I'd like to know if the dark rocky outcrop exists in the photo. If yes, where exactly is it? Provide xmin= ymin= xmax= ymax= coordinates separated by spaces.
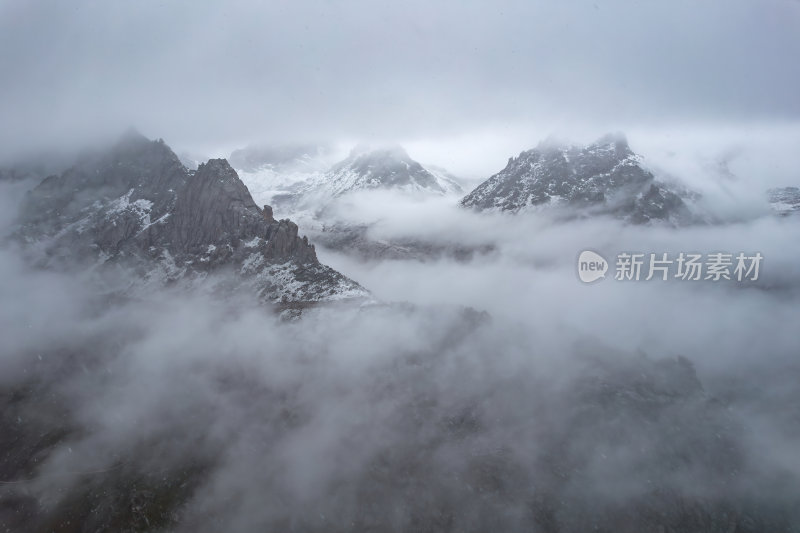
xmin=14 ymin=131 xmax=367 ymax=304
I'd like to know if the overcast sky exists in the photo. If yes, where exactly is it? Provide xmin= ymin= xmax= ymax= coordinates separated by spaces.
xmin=1 ymin=0 xmax=799 ymax=168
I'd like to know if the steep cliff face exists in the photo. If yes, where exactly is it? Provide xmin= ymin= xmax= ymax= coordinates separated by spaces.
xmin=15 ymin=132 xmax=367 ymax=304
xmin=461 ymin=134 xmax=695 ymax=224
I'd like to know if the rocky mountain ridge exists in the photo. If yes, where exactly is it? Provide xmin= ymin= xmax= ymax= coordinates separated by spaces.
xmin=461 ymin=134 xmax=695 ymax=224
xmin=14 ymin=131 xmax=369 ymax=305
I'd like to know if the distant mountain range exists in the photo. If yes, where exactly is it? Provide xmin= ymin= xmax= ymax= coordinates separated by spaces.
xmin=7 ymin=131 xmax=796 ymax=276
xmin=13 ymin=131 xmax=369 ymax=306
xmin=220 ymin=133 xmax=800 ymax=262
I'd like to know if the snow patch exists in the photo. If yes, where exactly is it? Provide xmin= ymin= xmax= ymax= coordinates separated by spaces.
xmin=106 ymin=189 xmax=154 ymax=227
xmin=241 ymin=252 xmax=265 ymax=274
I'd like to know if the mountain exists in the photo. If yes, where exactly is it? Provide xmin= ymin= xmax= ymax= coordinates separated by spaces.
xmin=229 ymin=143 xmax=335 ymax=207
xmin=314 ymin=144 xmax=463 ymax=197
xmin=273 ymin=145 xmax=463 ymax=212
xmin=767 ymin=186 xmax=800 ymax=216
xmin=257 ymin=145 xmax=471 ymax=262
xmin=461 ymin=134 xmax=694 ymax=224
xmin=14 ymin=131 xmax=368 ymax=305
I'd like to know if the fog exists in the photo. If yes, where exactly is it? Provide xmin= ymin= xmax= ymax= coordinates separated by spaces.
xmin=2 ymin=166 xmax=800 ymax=529
xmin=2 ymin=0 xmax=799 ymax=164
xmin=2 ymin=0 xmax=800 ymax=530
xmin=315 ymin=189 xmax=800 ymax=374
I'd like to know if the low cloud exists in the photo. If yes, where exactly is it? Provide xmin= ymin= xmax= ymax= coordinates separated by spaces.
xmin=2 ymin=170 xmax=800 ymax=529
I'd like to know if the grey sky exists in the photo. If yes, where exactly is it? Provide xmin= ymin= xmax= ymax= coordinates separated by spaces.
xmin=1 ymin=0 xmax=799 ymax=161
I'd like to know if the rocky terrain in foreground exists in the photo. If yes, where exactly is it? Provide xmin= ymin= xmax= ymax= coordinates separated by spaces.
xmin=1 ymin=326 xmax=796 ymax=532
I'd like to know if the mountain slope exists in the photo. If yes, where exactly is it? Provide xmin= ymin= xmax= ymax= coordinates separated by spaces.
xmin=273 ymin=145 xmax=463 ymax=213
xmin=15 ymin=131 xmax=368 ymax=305
xmin=257 ymin=145 xmax=470 ymax=262
xmin=320 ymin=145 xmax=463 ymax=197
xmin=461 ymin=134 xmax=694 ymax=224
xmin=229 ymin=143 xmax=335 ymax=206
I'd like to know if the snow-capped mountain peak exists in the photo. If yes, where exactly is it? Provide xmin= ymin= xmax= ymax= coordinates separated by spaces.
xmin=461 ymin=134 xmax=694 ymax=224
xmin=323 ymin=144 xmax=463 ymax=197
xmin=265 ymin=144 xmax=463 ymax=219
